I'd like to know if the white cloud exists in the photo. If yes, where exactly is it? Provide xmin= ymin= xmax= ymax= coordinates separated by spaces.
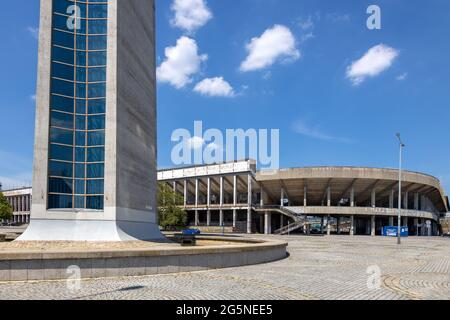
xmin=240 ymin=25 xmax=301 ymax=72
xmin=326 ymin=13 xmax=351 ymax=23
xmin=300 ymin=32 xmax=314 ymax=44
xmin=292 ymin=120 xmax=353 ymax=143
xmin=171 ymin=0 xmax=212 ymax=33
xmin=298 ymin=15 xmax=314 ymax=31
xmin=346 ymin=44 xmax=399 ymax=86
xmin=156 ymin=36 xmax=208 ymax=89
xmin=194 ymin=77 xmax=235 ymax=97
xmin=27 ymin=27 xmax=39 ymax=39
xmin=396 ymin=72 xmax=408 ymax=81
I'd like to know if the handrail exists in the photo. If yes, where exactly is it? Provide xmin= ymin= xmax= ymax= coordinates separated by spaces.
xmin=273 ymin=220 xmax=306 ymax=235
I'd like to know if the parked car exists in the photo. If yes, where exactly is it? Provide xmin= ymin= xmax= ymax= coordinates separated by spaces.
xmin=183 ymin=229 xmax=201 ymax=235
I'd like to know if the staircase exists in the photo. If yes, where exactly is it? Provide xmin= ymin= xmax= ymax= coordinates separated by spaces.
xmin=273 ymin=220 xmax=306 ymax=235
xmin=255 ymin=205 xmax=308 ymax=235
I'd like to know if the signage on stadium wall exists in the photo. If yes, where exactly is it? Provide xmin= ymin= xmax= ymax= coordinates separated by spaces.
xmin=157 ymin=160 xmax=254 ymax=181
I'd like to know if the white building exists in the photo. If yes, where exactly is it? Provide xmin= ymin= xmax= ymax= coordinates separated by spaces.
xmin=1 ymin=187 xmax=32 ymax=224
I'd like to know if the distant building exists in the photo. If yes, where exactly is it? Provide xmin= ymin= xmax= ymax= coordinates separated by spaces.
xmin=158 ymin=160 xmax=449 ymax=236
xmin=4 ymin=159 xmax=448 ymax=236
xmin=1 ymin=187 xmax=32 ymax=224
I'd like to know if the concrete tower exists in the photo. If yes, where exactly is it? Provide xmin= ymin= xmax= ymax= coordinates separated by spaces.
xmin=19 ymin=0 xmax=163 ymax=241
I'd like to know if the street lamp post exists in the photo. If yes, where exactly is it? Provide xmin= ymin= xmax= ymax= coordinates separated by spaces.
xmin=396 ymin=133 xmax=405 ymax=245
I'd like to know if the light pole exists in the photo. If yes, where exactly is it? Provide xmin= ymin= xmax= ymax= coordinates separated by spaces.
xmin=396 ymin=133 xmax=405 ymax=245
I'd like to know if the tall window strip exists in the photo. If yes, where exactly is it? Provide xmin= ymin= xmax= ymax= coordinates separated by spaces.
xmin=48 ymin=0 xmax=108 ymax=210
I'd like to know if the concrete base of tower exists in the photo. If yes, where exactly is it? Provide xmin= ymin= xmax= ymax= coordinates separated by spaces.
xmin=17 ymin=219 xmax=165 ymax=242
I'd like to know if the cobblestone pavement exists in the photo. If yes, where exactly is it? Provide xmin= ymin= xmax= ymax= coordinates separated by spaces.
xmin=0 ymin=235 xmax=449 ymax=300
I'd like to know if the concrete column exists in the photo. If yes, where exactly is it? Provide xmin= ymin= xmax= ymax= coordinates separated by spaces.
xmin=389 ymin=216 xmax=394 ymax=226
xmin=247 ymin=174 xmax=252 ymax=234
xmin=403 ymin=217 xmax=408 ymax=227
xmin=414 ymin=218 xmax=419 ymax=236
xmin=280 ymin=214 xmax=284 ymax=229
xmin=371 ymin=215 xmax=376 ymax=236
xmin=350 ymin=187 xmax=355 ymax=207
xmin=420 ymin=195 xmax=425 ymax=211
xmin=195 ymin=210 xmax=199 ymax=226
xmin=389 ymin=190 xmax=394 ymax=209
xmin=247 ymin=209 xmax=252 ymax=234
xmin=220 ymin=177 xmax=224 ymax=207
xmin=195 ymin=179 xmax=199 ymax=207
xmin=219 ymin=210 xmax=224 ymax=227
xmin=264 ymin=212 xmax=271 ymax=234
xmin=207 ymin=177 xmax=211 ymax=207
xmin=280 ymin=188 xmax=285 ymax=207
xmin=320 ymin=216 xmax=324 ymax=234
xmin=207 ymin=210 xmax=211 ymax=226
xmin=327 ymin=186 xmax=331 ymax=207
xmin=327 ymin=215 xmax=331 ymax=235
xmin=247 ymin=174 xmax=252 ymax=206
xmin=371 ymin=189 xmax=376 ymax=208
xmin=183 ymin=180 xmax=187 ymax=207
xmin=232 ymin=209 xmax=237 ymax=228
xmin=303 ymin=184 xmax=307 ymax=207
xmin=233 ymin=175 xmax=237 ymax=205
xmin=260 ymin=187 xmax=264 ymax=206
xmin=414 ymin=193 xmax=419 ymax=210
xmin=403 ymin=191 xmax=409 ymax=209
xmin=336 ymin=217 xmax=341 ymax=234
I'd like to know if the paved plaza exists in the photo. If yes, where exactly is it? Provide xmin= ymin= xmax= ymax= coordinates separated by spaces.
xmin=0 ymin=235 xmax=449 ymax=300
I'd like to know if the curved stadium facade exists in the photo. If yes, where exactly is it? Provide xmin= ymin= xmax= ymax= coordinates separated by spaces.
xmin=158 ymin=160 xmax=448 ymax=236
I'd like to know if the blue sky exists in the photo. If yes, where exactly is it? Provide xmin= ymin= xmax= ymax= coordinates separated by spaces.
xmin=0 ymin=0 xmax=449 ymax=195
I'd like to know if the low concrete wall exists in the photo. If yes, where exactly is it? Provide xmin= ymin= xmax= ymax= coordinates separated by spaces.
xmin=0 ymin=237 xmax=287 ymax=282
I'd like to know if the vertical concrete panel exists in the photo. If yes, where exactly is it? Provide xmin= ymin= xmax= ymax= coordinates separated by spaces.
xmin=91 ymin=259 xmax=107 ymax=278
xmin=0 ymin=261 xmax=11 ymax=282
xmin=115 ymin=0 xmax=158 ymax=222
xmin=31 ymin=0 xmax=53 ymax=217
xmin=10 ymin=261 xmax=28 ymax=281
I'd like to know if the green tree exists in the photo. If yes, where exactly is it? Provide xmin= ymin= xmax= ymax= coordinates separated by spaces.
xmin=0 ymin=192 xmax=13 ymax=221
xmin=157 ymin=182 xmax=187 ymax=230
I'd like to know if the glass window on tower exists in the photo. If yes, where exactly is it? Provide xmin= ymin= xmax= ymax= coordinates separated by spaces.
xmin=48 ymin=0 xmax=108 ymax=210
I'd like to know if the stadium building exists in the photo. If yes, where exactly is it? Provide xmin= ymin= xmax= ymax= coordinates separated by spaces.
xmin=158 ymin=160 xmax=448 ymax=236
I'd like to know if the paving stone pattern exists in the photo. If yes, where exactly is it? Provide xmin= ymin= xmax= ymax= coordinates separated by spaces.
xmin=0 ymin=236 xmax=449 ymax=300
